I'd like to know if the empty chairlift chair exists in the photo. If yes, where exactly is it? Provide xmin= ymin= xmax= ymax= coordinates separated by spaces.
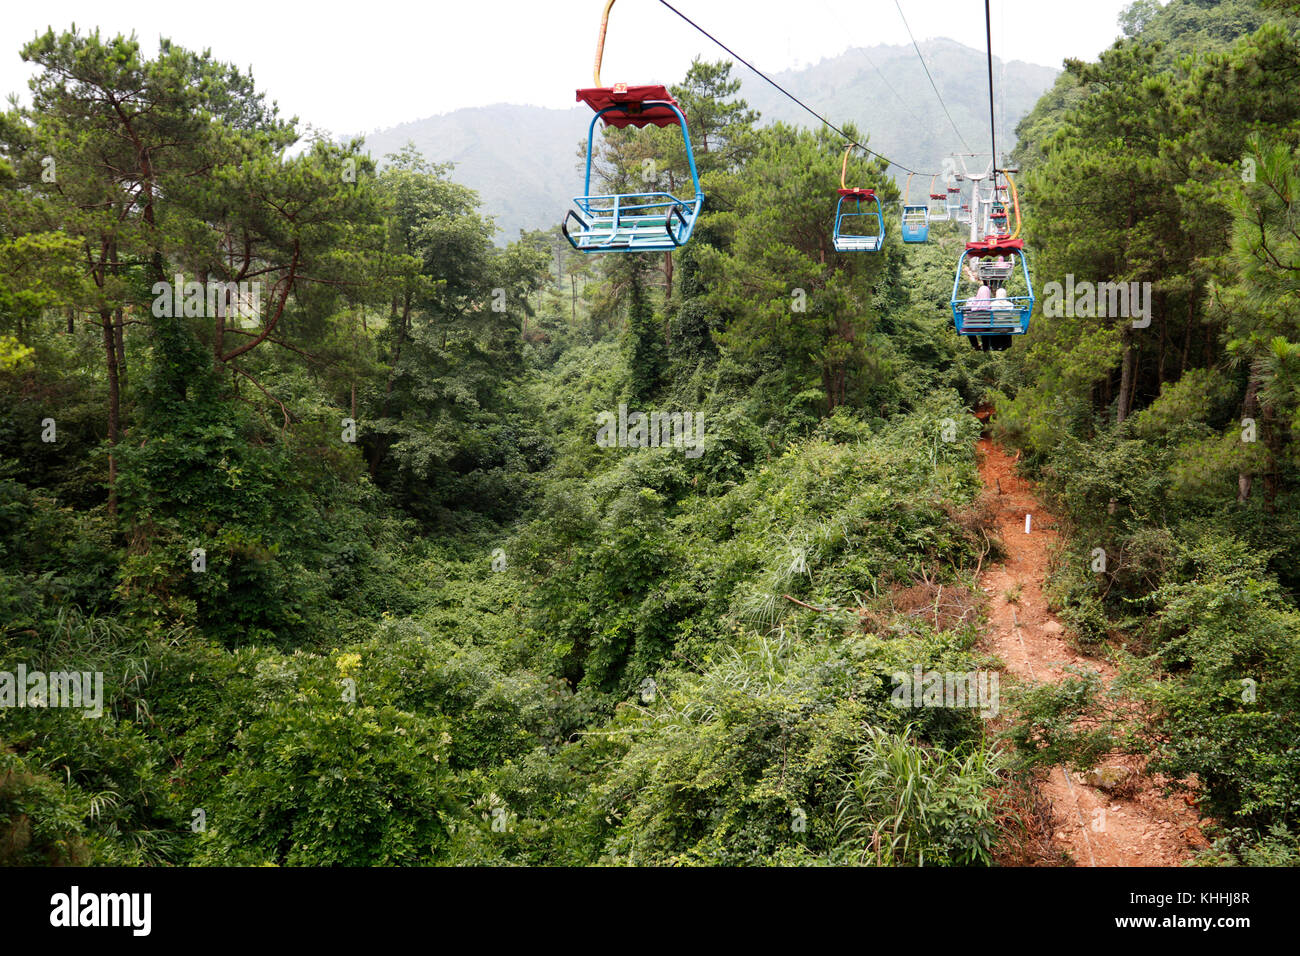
xmin=564 ymin=85 xmax=703 ymax=252
xmin=899 ymin=172 xmax=930 ymax=243
xmin=562 ymin=1 xmax=702 ymax=253
xmin=928 ymin=174 xmax=951 ymax=222
xmin=833 ymin=146 xmax=884 ymax=252
xmin=834 ymin=189 xmax=885 ymax=252
xmin=901 ymin=204 xmax=930 ymax=242
xmin=949 ymin=175 xmax=965 ymax=220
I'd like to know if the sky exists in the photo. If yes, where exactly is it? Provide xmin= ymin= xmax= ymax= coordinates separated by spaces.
xmin=2 ymin=0 xmax=1139 ymax=137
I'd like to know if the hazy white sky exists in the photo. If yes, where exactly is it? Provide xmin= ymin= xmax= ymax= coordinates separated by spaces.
xmin=3 ymin=0 xmax=1138 ymax=136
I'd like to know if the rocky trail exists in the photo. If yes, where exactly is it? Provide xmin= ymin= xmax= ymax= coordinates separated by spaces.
xmin=976 ymin=435 xmax=1207 ymax=866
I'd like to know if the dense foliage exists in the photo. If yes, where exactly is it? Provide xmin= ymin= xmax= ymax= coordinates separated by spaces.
xmin=3 ymin=1 xmax=1299 ymax=867
xmin=997 ymin=0 xmax=1300 ymax=865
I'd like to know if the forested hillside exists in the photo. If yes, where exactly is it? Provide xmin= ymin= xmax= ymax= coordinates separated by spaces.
xmin=2 ymin=0 xmax=1298 ymax=869
xmin=997 ymin=0 xmax=1300 ymax=864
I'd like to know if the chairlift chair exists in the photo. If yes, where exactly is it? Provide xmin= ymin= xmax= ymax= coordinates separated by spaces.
xmin=832 ymin=147 xmax=884 ymax=252
xmin=901 ymin=204 xmax=930 ymax=243
xmin=565 ymin=85 xmax=703 ymax=252
xmin=899 ymin=171 xmax=930 ymax=242
xmin=562 ymin=1 xmax=703 ymax=253
xmin=834 ymin=188 xmax=885 ymax=252
xmin=951 ymin=238 xmax=1034 ymax=338
xmin=927 ymin=174 xmax=950 ymax=222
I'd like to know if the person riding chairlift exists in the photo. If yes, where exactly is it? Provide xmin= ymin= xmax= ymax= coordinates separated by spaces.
xmin=964 ymin=284 xmax=1014 ymax=353
xmin=982 ymin=289 xmax=1015 ymax=351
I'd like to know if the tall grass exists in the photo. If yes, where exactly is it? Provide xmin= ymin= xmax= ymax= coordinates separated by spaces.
xmin=834 ymin=725 xmax=1002 ymax=866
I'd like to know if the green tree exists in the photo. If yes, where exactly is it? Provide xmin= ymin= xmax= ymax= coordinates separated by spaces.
xmin=708 ymin=123 xmax=901 ymax=416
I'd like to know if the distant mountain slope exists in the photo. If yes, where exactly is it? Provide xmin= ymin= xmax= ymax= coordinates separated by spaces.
xmin=360 ymin=103 xmax=591 ymax=242
xmin=743 ymin=39 xmax=1058 ymax=182
xmin=359 ymin=39 xmax=1058 ymax=242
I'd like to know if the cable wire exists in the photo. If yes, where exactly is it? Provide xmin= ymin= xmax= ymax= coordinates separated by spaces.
xmin=894 ymin=0 xmax=971 ymax=151
xmin=984 ymin=0 xmax=999 ymax=174
xmin=654 ymin=0 xmax=941 ymax=177
xmin=862 ymin=44 xmax=927 ymax=131
xmin=817 ymin=0 xmax=928 ymax=132
xmin=999 ymin=0 xmax=1008 ymax=156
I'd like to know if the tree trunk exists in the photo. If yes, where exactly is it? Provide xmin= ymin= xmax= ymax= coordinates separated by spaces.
xmin=1156 ymin=294 xmax=1167 ymax=389
xmin=211 ymin=270 xmax=226 ymax=361
xmin=101 ymin=310 xmax=120 ymax=517
xmin=1262 ymin=396 xmax=1280 ymax=511
xmin=1127 ymin=347 xmax=1140 ymax=416
xmin=1116 ymin=330 xmax=1135 ymax=424
xmin=1238 ymin=363 xmax=1261 ymax=503
xmin=370 ymin=292 xmax=412 ymax=476
xmin=113 ymin=308 xmax=127 ymax=390
xmin=109 ymin=241 xmax=127 ymax=389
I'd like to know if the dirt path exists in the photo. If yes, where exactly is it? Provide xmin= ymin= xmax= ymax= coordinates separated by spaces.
xmin=976 ymin=436 xmax=1206 ymax=867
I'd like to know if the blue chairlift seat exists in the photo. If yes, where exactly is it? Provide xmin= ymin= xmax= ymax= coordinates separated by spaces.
xmin=951 ymin=239 xmax=1035 ymax=337
xmin=833 ymin=188 xmax=884 ymax=252
xmin=901 ymin=204 xmax=930 ymax=243
xmin=564 ymin=84 xmax=703 ymax=253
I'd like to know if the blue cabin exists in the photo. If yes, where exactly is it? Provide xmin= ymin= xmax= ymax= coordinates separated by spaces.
xmin=901 ymin=204 xmax=930 ymax=243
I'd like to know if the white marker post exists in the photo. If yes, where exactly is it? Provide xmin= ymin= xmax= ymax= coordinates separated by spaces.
xmin=1025 ymin=514 xmax=1032 ymax=534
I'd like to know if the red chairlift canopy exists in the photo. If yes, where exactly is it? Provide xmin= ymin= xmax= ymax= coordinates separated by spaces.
xmin=838 ymin=188 xmax=876 ymax=199
xmin=575 ymin=84 xmax=681 ymax=128
xmin=930 ymin=193 xmax=947 ymax=200
xmin=965 ymin=237 xmax=1025 ymax=258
